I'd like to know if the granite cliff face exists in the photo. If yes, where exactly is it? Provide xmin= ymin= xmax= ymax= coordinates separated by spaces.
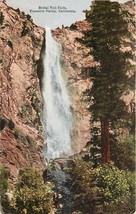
xmin=0 ymin=2 xmax=95 ymax=178
xmin=0 ymin=2 xmax=45 ymax=178
xmin=0 ymin=1 xmax=135 ymax=178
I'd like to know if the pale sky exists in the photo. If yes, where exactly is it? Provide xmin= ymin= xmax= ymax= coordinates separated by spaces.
xmin=6 ymin=0 xmax=128 ymax=29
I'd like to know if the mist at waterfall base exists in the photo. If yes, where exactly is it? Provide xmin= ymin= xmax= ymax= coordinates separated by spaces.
xmin=42 ymin=27 xmax=73 ymax=160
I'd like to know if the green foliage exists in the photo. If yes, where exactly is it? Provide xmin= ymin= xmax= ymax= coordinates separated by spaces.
xmin=0 ymin=166 xmax=9 ymax=202
xmin=103 ymin=171 xmax=135 ymax=214
xmin=68 ymin=158 xmax=135 ymax=213
xmin=21 ymin=22 xmax=30 ymax=37
xmin=96 ymin=164 xmax=130 ymax=204
xmin=11 ymin=168 xmax=54 ymax=214
xmin=81 ymin=1 xmax=134 ymax=122
xmin=70 ymin=2 xmax=135 ymax=213
xmin=89 ymin=126 xmax=101 ymax=167
xmin=111 ymin=135 xmax=135 ymax=171
xmin=78 ymin=0 xmax=135 ymax=166
xmin=68 ymin=159 xmax=98 ymax=213
xmin=124 ymin=171 xmax=135 ymax=212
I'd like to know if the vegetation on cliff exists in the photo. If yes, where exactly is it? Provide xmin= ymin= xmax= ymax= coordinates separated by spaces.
xmin=0 ymin=166 xmax=9 ymax=204
xmin=79 ymin=0 xmax=135 ymax=163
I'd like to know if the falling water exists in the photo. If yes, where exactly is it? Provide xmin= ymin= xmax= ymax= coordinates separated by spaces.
xmin=42 ymin=27 xmax=72 ymax=160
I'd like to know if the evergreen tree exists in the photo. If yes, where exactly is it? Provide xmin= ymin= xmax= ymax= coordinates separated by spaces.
xmin=81 ymin=1 xmax=134 ymax=162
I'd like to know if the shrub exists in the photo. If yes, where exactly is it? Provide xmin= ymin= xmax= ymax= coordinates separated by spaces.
xmin=111 ymin=135 xmax=135 ymax=171
xmin=68 ymin=158 xmax=135 ymax=213
xmin=11 ymin=168 xmax=54 ymax=214
xmin=96 ymin=164 xmax=130 ymax=204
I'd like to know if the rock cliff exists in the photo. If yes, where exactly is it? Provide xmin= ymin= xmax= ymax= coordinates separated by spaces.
xmin=0 ymin=1 xmax=135 ymax=178
xmin=0 ymin=2 xmax=45 ymax=178
xmin=0 ymin=2 xmax=95 ymax=178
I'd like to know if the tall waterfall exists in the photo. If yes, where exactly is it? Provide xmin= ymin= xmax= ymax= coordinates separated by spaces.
xmin=42 ymin=27 xmax=72 ymax=160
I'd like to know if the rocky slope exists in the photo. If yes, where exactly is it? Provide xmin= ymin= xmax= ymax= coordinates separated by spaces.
xmin=0 ymin=2 xmax=95 ymax=178
xmin=0 ymin=1 xmax=135 ymax=178
xmin=0 ymin=2 xmax=45 ymax=178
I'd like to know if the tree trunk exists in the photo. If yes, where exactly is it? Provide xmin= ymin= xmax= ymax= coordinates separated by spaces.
xmin=100 ymin=117 xmax=110 ymax=163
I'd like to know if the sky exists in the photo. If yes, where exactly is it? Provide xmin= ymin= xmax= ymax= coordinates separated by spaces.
xmin=6 ymin=0 xmax=128 ymax=29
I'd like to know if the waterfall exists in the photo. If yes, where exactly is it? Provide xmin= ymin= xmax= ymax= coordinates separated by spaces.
xmin=42 ymin=27 xmax=72 ymax=160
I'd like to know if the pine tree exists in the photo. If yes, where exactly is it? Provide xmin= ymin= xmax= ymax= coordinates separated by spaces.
xmin=81 ymin=1 xmax=134 ymax=163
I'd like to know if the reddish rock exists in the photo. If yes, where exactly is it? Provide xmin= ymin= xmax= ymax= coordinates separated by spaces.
xmin=0 ymin=2 xmax=45 ymax=179
xmin=0 ymin=1 xmax=135 ymax=179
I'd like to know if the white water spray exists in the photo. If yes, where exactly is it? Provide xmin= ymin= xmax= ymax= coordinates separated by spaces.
xmin=42 ymin=27 xmax=72 ymax=160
